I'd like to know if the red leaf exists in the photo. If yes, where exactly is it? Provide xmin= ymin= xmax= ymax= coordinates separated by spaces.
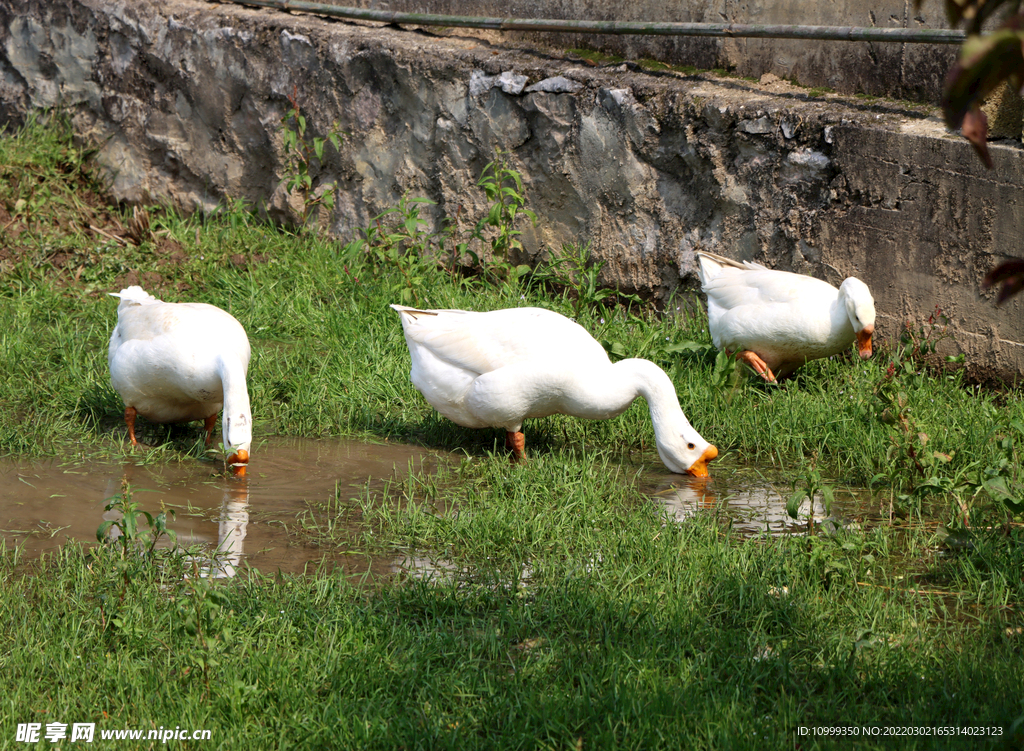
xmin=983 ymin=259 xmax=1024 ymax=303
xmin=961 ymin=108 xmax=994 ymax=168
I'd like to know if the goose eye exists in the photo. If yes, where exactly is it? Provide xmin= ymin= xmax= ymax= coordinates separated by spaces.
xmin=687 ymin=443 xmax=695 ymax=450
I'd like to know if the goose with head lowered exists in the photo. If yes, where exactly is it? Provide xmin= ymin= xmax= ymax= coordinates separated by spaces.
xmin=107 ymin=286 xmax=252 ymax=476
xmin=695 ymin=251 xmax=876 ymax=382
xmin=391 ymin=304 xmax=718 ymax=477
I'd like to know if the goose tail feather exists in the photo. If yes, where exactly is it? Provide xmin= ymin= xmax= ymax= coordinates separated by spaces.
xmin=695 ymin=251 xmax=768 ymax=284
xmin=109 ymin=286 xmax=161 ymax=306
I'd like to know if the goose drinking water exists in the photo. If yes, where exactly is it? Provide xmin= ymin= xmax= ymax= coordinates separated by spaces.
xmin=107 ymin=286 xmax=252 ymax=476
xmin=391 ymin=304 xmax=718 ymax=477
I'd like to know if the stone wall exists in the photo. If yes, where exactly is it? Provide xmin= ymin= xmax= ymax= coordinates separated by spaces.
xmin=345 ymin=0 xmax=958 ymax=102
xmin=1 ymin=0 xmax=1023 ymax=378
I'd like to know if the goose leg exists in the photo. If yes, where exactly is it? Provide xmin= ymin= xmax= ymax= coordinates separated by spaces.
xmin=203 ymin=414 xmax=218 ymax=446
xmin=124 ymin=406 xmax=139 ymax=447
xmin=737 ymin=351 xmax=776 ymax=382
xmin=505 ymin=430 xmax=526 ymax=463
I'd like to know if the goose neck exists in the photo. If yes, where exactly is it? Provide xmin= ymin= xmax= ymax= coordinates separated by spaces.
xmin=613 ymin=358 xmax=684 ymax=427
xmin=217 ymin=356 xmax=252 ymax=451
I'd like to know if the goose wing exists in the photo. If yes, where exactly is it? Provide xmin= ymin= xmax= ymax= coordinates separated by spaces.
xmin=391 ymin=306 xmax=609 ymax=375
xmin=705 ymin=268 xmax=835 ymax=310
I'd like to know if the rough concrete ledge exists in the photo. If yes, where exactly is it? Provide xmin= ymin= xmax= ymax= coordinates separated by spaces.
xmin=1 ymin=0 xmax=1023 ymax=379
xmin=342 ymin=0 xmax=958 ymax=103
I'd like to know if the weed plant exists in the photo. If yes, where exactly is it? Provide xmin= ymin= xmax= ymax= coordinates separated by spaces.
xmin=1 ymin=115 xmax=1023 ymax=749
xmin=279 ymin=87 xmax=344 ymax=228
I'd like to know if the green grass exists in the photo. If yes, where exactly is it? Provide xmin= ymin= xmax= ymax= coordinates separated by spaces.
xmin=1 ymin=115 xmax=1023 ymax=750
xmin=566 ymin=47 xmax=625 ymax=66
xmin=4 ymin=512 xmax=1024 ymax=749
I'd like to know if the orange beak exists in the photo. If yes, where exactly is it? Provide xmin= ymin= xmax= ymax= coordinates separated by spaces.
xmin=856 ymin=324 xmax=874 ymax=360
xmin=686 ymin=444 xmax=719 ymax=478
xmin=228 ymin=449 xmax=249 ymax=477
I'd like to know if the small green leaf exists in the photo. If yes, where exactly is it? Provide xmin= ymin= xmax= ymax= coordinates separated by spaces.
xmin=821 ymin=486 xmax=835 ymax=515
xmin=96 ymin=520 xmax=113 ymax=541
xmin=786 ymin=489 xmax=806 ymax=520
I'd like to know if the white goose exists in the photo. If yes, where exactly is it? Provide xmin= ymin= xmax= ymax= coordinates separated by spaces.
xmin=695 ymin=251 xmax=876 ymax=381
xmin=107 ymin=286 xmax=252 ymax=476
xmin=391 ymin=304 xmax=718 ymax=477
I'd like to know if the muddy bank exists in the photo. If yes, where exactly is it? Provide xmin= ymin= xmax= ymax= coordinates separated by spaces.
xmin=1 ymin=0 xmax=1023 ymax=378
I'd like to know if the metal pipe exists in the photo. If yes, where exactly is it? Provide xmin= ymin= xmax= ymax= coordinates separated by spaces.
xmin=229 ymin=0 xmax=966 ymax=44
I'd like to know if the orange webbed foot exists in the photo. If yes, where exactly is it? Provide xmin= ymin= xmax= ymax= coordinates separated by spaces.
xmin=737 ymin=350 xmax=776 ymax=382
xmin=124 ymin=406 xmax=139 ymax=447
xmin=203 ymin=413 xmax=218 ymax=447
xmin=505 ymin=431 xmax=526 ymax=463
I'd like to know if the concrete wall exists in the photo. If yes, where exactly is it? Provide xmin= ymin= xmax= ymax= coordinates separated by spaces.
xmin=1 ymin=0 xmax=1023 ymax=379
xmin=351 ymin=0 xmax=957 ymax=101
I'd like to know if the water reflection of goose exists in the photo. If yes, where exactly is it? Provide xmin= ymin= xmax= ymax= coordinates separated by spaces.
xmin=653 ymin=480 xmax=716 ymax=523
xmin=208 ymin=479 xmax=249 ymax=579
xmin=654 ymin=480 xmax=827 ymax=535
xmin=98 ymin=469 xmax=250 ymax=576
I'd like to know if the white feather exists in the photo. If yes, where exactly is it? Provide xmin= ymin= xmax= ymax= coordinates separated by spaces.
xmin=108 ymin=285 xmax=161 ymax=306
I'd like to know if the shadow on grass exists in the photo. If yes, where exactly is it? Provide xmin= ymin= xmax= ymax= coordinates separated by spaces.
xmin=306 ymin=572 xmax=1024 ymax=749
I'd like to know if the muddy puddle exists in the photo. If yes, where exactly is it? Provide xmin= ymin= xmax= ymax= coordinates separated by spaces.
xmin=644 ymin=464 xmax=881 ymax=536
xmin=0 ymin=437 xmax=442 ymax=577
xmin=3 ymin=438 xmax=881 ymax=582
xmin=397 ymin=461 xmax=882 ymax=584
